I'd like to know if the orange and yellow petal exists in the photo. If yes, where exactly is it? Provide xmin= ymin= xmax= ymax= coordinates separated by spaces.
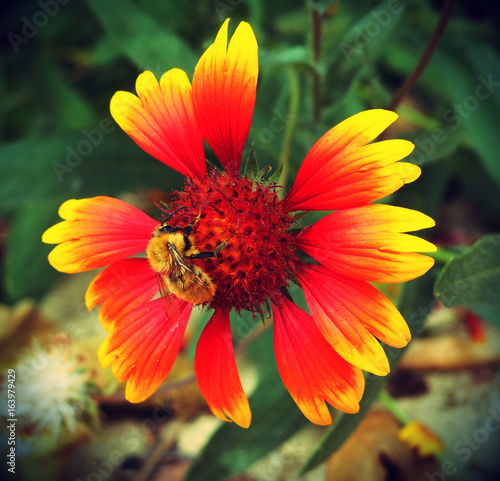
xmin=297 ymin=204 xmax=436 ymax=283
xmin=42 ymin=196 xmax=157 ymax=273
xmin=192 ymin=19 xmax=258 ymax=175
xmin=195 ymin=309 xmax=251 ymax=428
xmin=85 ymin=258 xmax=158 ymax=330
xmin=99 ymin=297 xmax=192 ymax=403
xmin=285 ymin=110 xmax=419 ymax=212
xmin=295 ymin=262 xmax=411 ymax=375
xmin=272 ymin=295 xmax=365 ymax=425
xmin=110 ymin=69 xmax=206 ymax=179
xmin=398 ymin=420 xmax=445 ymax=457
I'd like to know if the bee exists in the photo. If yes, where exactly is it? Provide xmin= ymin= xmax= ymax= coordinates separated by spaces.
xmin=147 ymin=209 xmax=224 ymax=319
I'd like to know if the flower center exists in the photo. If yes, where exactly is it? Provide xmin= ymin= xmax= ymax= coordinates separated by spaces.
xmin=152 ymin=171 xmax=298 ymax=312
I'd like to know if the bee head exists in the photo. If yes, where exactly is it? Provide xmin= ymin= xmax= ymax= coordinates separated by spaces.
xmin=159 ymin=224 xmax=176 ymax=234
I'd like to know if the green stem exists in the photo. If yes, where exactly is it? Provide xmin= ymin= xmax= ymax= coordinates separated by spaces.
xmin=378 ymin=389 xmax=411 ymax=425
xmin=277 ymin=68 xmax=300 ymax=190
xmin=380 ymin=389 xmax=448 ymax=464
xmin=427 ymin=247 xmax=460 ymax=264
xmin=379 ymin=389 xmax=447 ymax=464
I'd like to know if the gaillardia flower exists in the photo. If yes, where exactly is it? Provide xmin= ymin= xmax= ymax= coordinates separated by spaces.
xmin=43 ymin=19 xmax=436 ymax=428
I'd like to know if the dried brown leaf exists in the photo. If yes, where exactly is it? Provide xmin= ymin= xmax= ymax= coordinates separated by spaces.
xmin=326 ymin=410 xmax=439 ymax=481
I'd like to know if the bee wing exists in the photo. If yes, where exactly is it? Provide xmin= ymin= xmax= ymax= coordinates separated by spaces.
xmin=156 ymin=272 xmax=181 ymax=324
xmin=179 ymin=257 xmax=216 ymax=302
xmin=172 ymin=250 xmax=215 ymax=302
xmin=192 ymin=271 xmax=216 ymax=299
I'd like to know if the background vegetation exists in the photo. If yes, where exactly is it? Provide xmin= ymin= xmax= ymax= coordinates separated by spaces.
xmin=1 ymin=1 xmax=500 ymax=480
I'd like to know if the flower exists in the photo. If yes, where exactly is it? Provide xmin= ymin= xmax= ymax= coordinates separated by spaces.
xmin=42 ymin=19 xmax=436 ymax=428
xmin=398 ymin=420 xmax=445 ymax=457
xmin=1 ymin=339 xmax=93 ymax=439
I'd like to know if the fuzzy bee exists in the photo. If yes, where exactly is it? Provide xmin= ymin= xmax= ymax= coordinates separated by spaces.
xmin=147 ymin=211 xmax=225 ymax=319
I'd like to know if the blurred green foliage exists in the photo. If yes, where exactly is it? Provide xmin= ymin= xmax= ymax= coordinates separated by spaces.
xmin=1 ymin=0 xmax=500 ymax=478
xmin=1 ymin=0 xmax=500 ymax=301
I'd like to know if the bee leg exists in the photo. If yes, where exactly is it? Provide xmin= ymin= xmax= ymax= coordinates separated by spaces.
xmin=183 ymin=211 xmax=202 ymax=247
xmin=213 ymin=240 xmax=226 ymax=255
xmin=181 ymin=211 xmax=203 ymax=250
xmin=188 ymin=238 xmax=226 ymax=260
xmin=184 ymin=211 xmax=202 ymax=234
xmin=189 ymin=251 xmax=216 ymax=259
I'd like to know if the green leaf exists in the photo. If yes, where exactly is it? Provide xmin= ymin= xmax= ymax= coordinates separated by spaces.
xmin=259 ymin=46 xmax=313 ymax=70
xmin=299 ymin=379 xmax=373 ymax=475
xmin=459 ymin=43 xmax=500 ymax=185
xmin=0 ymin=58 xmax=5 ymax=137
xmin=252 ymin=165 xmax=272 ymax=183
xmin=300 ymin=273 xmax=436 ymax=474
xmin=34 ymin=55 xmax=98 ymax=132
xmin=242 ymin=143 xmax=259 ymax=179
xmin=4 ymin=201 xmax=63 ymax=300
xmin=0 ymin=134 xmax=183 ymax=213
xmin=387 ymin=39 xmax=500 ymax=185
xmin=405 ymin=123 xmax=464 ymax=166
xmin=434 ymin=234 xmax=500 ymax=309
xmin=185 ymin=307 xmax=213 ymax=360
xmin=185 ymin=325 xmax=309 ymax=481
xmin=432 ymin=45 xmax=500 ymax=185
xmin=0 ymin=133 xmax=183 ymax=299
xmin=90 ymin=36 xmax=123 ymax=66
xmin=266 ymin=163 xmax=283 ymax=185
xmin=87 ymin=0 xmax=197 ymax=76
xmin=324 ymin=0 xmax=407 ymax=103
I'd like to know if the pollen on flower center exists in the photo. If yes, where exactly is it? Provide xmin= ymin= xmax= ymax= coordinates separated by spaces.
xmin=153 ymin=171 xmax=298 ymax=312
